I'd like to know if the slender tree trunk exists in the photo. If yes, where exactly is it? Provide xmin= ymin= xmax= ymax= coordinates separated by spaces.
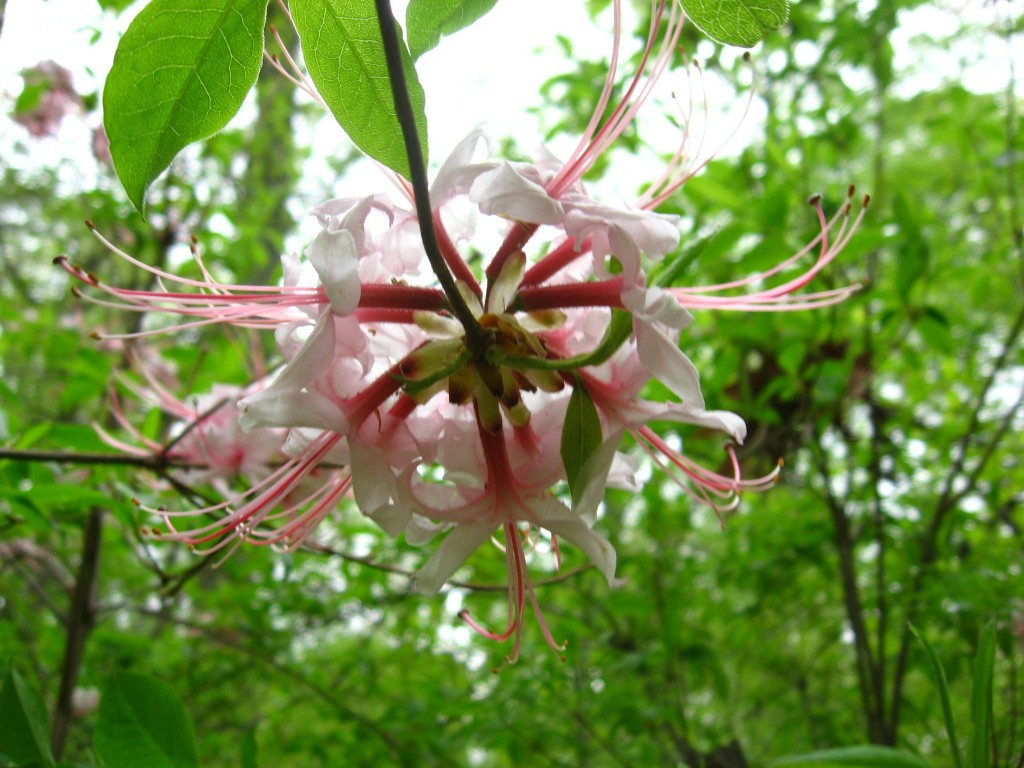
xmin=50 ymin=509 xmax=103 ymax=760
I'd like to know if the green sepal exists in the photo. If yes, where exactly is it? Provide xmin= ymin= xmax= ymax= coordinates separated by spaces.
xmin=494 ymin=309 xmax=633 ymax=372
xmin=392 ymin=340 xmax=472 ymax=395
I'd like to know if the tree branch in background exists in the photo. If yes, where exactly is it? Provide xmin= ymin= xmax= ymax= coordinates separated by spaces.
xmin=810 ymin=433 xmax=884 ymax=742
xmin=50 ymin=509 xmax=103 ymax=760
xmin=889 ymin=302 xmax=1024 ymax=734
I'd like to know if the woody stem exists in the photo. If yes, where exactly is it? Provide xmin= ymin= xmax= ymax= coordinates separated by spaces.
xmin=373 ymin=0 xmax=486 ymax=350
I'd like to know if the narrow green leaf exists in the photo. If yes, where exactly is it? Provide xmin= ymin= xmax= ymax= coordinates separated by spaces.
xmin=968 ymin=621 xmax=996 ymax=768
xmin=94 ymin=672 xmax=199 ymax=768
xmin=291 ymin=0 xmax=428 ymax=179
xmin=561 ymin=379 xmax=603 ymax=498
xmin=103 ymin=0 xmax=269 ymax=212
xmin=769 ymin=746 xmax=930 ymax=768
xmin=0 ymin=668 xmax=56 ymax=768
xmin=680 ymin=0 xmax=789 ymax=47
xmin=910 ymin=625 xmax=964 ymax=768
xmin=406 ymin=0 xmax=499 ymax=59
xmin=240 ymin=729 xmax=258 ymax=768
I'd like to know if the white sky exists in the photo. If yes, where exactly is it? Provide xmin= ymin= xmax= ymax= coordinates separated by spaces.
xmin=0 ymin=0 xmax=609 ymax=171
xmin=0 ymin=0 xmax=1019 ymax=209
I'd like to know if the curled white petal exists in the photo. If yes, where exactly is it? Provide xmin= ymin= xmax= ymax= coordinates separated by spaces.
xmin=237 ymin=311 xmax=347 ymax=433
xmin=412 ymin=521 xmax=494 ymax=595
xmin=470 ymin=163 xmax=564 ymax=224
xmin=543 ymin=515 xmax=617 ymax=587
xmin=307 ymin=229 xmax=360 ymax=316
xmin=633 ymin=320 xmax=706 ymax=409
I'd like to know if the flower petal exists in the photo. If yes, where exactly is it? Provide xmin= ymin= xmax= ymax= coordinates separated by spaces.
xmin=543 ymin=515 xmax=617 ymax=586
xmin=307 ymin=229 xmax=360 ymax=316
xmin=412 ymin=521 xmax=495 ymax=595
xmin=633 ymin=320 xmax=706 ymax=409
xmin=237 ymin=312 xmax=348 ymax=433
xmin=470 ymin=163 xmax=564 ymax=224
xmin=430 ymin=128 xmax=495 ymax=207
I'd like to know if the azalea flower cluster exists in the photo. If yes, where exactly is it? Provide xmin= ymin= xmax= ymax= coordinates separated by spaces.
xmin=60 ymin=0 xmax=866 ymax=658
xmin=95 ymin=347 xmax=286 ymax=495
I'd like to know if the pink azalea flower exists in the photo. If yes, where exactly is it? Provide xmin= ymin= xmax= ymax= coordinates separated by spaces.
xmin=61 ymin=0 xmax=867 ymax=656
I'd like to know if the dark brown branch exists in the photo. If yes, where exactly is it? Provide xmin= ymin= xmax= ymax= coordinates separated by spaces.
xmin=50 ymin=509 xmax=103 ymax=760
xmin=0 ymin=448 xmax=185 ymax=469
xmin=810 ymin=432 xmax=885 ymax=742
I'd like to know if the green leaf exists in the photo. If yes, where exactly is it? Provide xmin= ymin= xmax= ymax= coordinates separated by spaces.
xmin=406 ymin=0 xmax=499 ymax=59
xmin=240 ymin=729 xmax=258 ymax=768
xmin=769 ymin=746 xmax=931 ymax=768
xmin=0 ymin=668 xmax=56 ymax=768
xmin=910 ymin=625 xmax=964 ymax=768
xmin=95 ymin=0 xmax=136 ymax=12
xmin=561 ymin=379 xmax=603 ymax=498
xmin=680 ymin=0 xmax=789 ymax=47
xmin=291 ymin=0 xmax=428 ymax=179
xmin=94 ymin=672 xmax=199 ymax=768
xmin=969 ymin=621 xmax=996 ymax=768
xmin=103 ymin=0 xmax=269 ymax=212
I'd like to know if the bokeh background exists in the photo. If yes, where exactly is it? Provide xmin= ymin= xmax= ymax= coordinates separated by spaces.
xmin=1 ymin=0 xmax=1022 ymax=765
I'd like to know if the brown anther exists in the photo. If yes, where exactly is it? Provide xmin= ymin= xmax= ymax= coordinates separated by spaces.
xmin=70 ymin=286 xmax=82 ymax=298
xmin=89 ymin=331 xmax=102 ymax=340
xmin=131 ymin=497 xmax=141 ymax=506
xmin=862 ymin=194 xmax=872 ymax=207
xmin=448 ymin=380 xmax=471 ymax=405
xmin=84 ymin=219 xmax=95 ymax=230
xmin=807 ymin=193 xmax=822 ymax=206
xmin=501 ymin=389 xmax=522 ymax=410
xmin=847 ymin=184 xmax=856 ymax=197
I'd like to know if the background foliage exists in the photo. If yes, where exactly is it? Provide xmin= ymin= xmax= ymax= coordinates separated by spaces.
xmin=1 ymin=0 xmax=1022 ymax=766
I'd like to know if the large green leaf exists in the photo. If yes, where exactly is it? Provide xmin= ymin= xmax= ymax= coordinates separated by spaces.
xmin=406 ymin=0 xmax=499 ymax=59
xmin=770 ymin=745 xmax=933 ymax=768
xmin=681 ymin=0 xmax=789 ymax=47
xmin=0 ymin=668 xmax=56 ymax=768
xmin=291 ymin=0 xmax=428 ymax=179
xmin=94 ymin=673 xmax=199 ymax=768
xmin=103 ymin=0 xmax=268 ymax=212
xmin=969 ymin=622 xmax=996 ymax=768
xmin=769 ymin=746 xmax=931 ymax=768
